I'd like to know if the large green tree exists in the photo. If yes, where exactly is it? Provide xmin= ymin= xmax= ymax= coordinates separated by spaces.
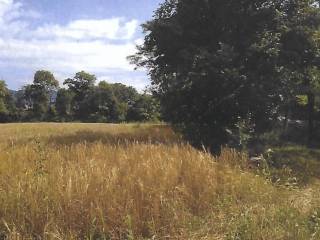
xmin=24 ymin=70 xmax=59 ymax=120
xmin=96 ymin=81 xmax=129 ymax=122
xmin=82 ymin=83 xmax=120 ymax=122
xmin=109 ymin=83 xmax=139 ymax=106
xmin=64 ymin=71 xmax=96 ymax=120
xmin=131 ymin=0 xmax=320 ymax=150
xmin=279 ymin=0 xmax=320 ymax=143
xmin=97 ymin=81 xmax=141 ymax=121
xmin=130 ymin=0 xmax=289 ymax=150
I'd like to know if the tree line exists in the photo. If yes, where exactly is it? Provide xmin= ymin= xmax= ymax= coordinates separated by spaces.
xmin=130 ymin=0 xmax=320 ymax=150
xmin=0 ymin=71 xmax=160 ymax=123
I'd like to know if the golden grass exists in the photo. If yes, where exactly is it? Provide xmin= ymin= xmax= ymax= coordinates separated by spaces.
xmin=0 ymin=123 xmax=319 ymax=239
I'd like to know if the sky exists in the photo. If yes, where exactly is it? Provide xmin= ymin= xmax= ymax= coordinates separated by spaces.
xmin=0 ymin=0 xmax=162 ymax=91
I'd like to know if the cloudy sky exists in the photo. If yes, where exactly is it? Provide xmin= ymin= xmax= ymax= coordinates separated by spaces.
xmin=0 ymin=0 xmax=162 ymax=90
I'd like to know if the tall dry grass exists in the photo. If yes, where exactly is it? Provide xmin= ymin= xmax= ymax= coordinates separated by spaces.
xmin=0 ymin=123 xmax=319 ymax=239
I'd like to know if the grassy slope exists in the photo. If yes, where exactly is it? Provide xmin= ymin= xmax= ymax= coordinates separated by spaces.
xmin=0 ymin=123 xmax=319 ymax=239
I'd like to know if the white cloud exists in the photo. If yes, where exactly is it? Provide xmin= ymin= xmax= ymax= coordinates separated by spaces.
xmin=0 ymin=0 xmax=25 ymax=36
xmin=0 ymin=0 xmax=20 ymax=19
xmin=0 ymin=39 xmax=136 ymax=71
xmin=0 ymin=0 xmax=148 ymax=90
xmin=34 ymin=18 xmax=138 ymax=40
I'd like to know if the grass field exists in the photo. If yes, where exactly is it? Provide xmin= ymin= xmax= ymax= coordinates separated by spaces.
xmin=0 ymin=123 xmax=319 ymax=239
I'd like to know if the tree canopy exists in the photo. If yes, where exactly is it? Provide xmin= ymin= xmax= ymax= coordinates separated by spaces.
xmin=0 ymin=80 xmax=9 ymax=120
xmin=0 ymin=71 xmax=160 ymax=123
xmin=130 ymin=0 xmax=320 ymax=150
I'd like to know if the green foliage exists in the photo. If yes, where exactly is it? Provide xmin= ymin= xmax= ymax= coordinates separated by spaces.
xmin=23 ymin=70 xmax=59 ymax=121
xmin=297 ymin=95 xmax=308 ymax=106
xmin=279 ymin=0 xmax=320 ymax=142
xmin=106 ymin=82 xmax=139 ymax=105
xmin=96 ymin=81 xmax=136 ymax=122
xmin=33 ymin=70 xmax=59 ymax=92
xmin=24 ymin=84 xmax=49 ymax=120
xmin=55 ymin=88 xmax=74 ymax=121
xmin=2 ymin=72 xmax=160 ymax=123
xmin=130 ymin=0 xmax=284 ymax=150
xmin=64 ymin=71 xmax=97 ymax=120
xmin=0 ymin=80 xmax=16 ymax=122
xmin=127 ymin=94 xmax=161 ymax=122
xmin=0 ymin=80 xmax=8 ymax=115
xmin=130 ymin=0 xmax=320 ymax=150
xmin=85 ymin=85 xmax=119 ymax=122
xmin=64 ymin=71 xmax=96 ymax=99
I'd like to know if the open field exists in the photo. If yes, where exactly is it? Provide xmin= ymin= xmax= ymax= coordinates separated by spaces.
xmin=0 ymin=123 xmax=319 ymax=239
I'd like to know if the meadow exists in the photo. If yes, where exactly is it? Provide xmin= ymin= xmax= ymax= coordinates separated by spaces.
xmin=0 ymin=123 xmax=319 ymax=239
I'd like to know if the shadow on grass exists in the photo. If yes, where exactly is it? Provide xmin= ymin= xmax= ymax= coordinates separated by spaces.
xmin=46 ymin=125 xmax=183 ymax=146
xmin=1 ymin=125 xmax=183 ymax=151
xmin=268 ymin=146 xmax=320 ymax=186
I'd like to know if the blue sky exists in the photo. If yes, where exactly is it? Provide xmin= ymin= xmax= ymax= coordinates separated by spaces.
xmin=0 ymin=0 xmax=162 ymax=90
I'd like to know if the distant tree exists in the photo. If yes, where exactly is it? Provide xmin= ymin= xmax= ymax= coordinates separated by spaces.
xmin=127 ymin=94 xmax=161 ymax=122
xmin=108 ymin=83 xmax=139 ymax=106
xmin=0 ymin=81 xmax=21 ymax=122
xmin=64 ymin=71 xmax=96 ymax=98
xmin=24 ymin=84 xmax=48 ymax=120
xmin=0 ymin=81 xmax=8 ymax=110
xmin=55 ymin=88 xmax=74 ymax=121
xmin=83 ymin=85 xmax=119 ymax=122
xmin=0 ymin=80 xmax=9 ymax=122
xmin=34 ymin=70 xmax=59 ymax=92
xmin=0 ymin=73 xmax=160 ymax=123
xmin=11 ymin=89 xmax=28 ymax=120
xmin=64 ymin=71 xmax=96 ymax=120
xmin=97 ymin=81 xmax=129 ymax=122
xmin=24 ymin=70 xmax=59 ymax=121
xmin=97 ymin=81 xmax=140 ymax=121
xmin=5 ymin=92 xmax=20 ymax=122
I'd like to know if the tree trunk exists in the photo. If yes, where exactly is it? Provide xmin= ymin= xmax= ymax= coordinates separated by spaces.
xmin=307 ymin=91 xmax=315 ymax=144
